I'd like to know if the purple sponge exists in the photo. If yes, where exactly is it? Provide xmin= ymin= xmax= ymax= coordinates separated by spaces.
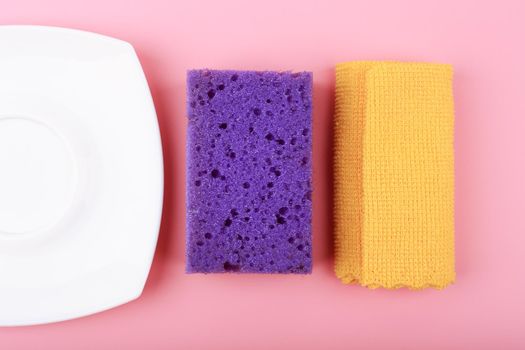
xmin=186 ymin=69 xmax=312 ymax=274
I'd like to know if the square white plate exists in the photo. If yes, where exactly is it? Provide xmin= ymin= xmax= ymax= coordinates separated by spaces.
xmin=0 ymin=26 xmax=163 ymax=326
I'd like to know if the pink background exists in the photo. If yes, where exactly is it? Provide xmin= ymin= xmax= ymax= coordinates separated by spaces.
xmin=1 ymin=0 xmax=525 ymax=349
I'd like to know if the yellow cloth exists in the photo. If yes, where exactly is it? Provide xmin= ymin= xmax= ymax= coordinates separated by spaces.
xmin=334 ymin=62 xmax=455 ymax=289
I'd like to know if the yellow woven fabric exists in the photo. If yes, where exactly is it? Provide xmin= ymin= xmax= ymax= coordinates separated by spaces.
xmin=334 ymin=62 xmax=455 ymax=289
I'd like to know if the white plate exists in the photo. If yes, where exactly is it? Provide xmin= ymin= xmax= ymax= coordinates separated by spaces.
xmin=0 ymin=26 xmax=163 ymax=326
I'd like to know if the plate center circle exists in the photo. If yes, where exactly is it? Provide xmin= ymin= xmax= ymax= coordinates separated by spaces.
xmin=0 ymin=116 xmax=77 ymax=235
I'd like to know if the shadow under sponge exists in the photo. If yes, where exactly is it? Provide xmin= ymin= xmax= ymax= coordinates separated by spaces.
xmin=186 ymin=70 xmax=312 ymax=273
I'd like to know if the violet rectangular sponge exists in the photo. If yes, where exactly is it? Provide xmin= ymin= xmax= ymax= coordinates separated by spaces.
xmin=186 ymin=70 xmax=312 ymax=273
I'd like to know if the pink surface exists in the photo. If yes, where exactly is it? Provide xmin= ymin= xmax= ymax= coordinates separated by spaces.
xmin=1 ymin=0 xmax=524 ymax=349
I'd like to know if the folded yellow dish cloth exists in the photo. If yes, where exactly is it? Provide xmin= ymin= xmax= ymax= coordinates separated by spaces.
xmin=334 ymin=62 xmax=455 ymax=289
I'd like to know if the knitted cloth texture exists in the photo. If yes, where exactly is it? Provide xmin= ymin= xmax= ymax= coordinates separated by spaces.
xmin=334 ymin=62 xmax=455 ymax=289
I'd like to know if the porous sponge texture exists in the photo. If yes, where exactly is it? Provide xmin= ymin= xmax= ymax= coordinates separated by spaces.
xmin=186 ymin=70 xmax=312 ymax=274
xmin=334 ymin=62 xmax=455 ymax=289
